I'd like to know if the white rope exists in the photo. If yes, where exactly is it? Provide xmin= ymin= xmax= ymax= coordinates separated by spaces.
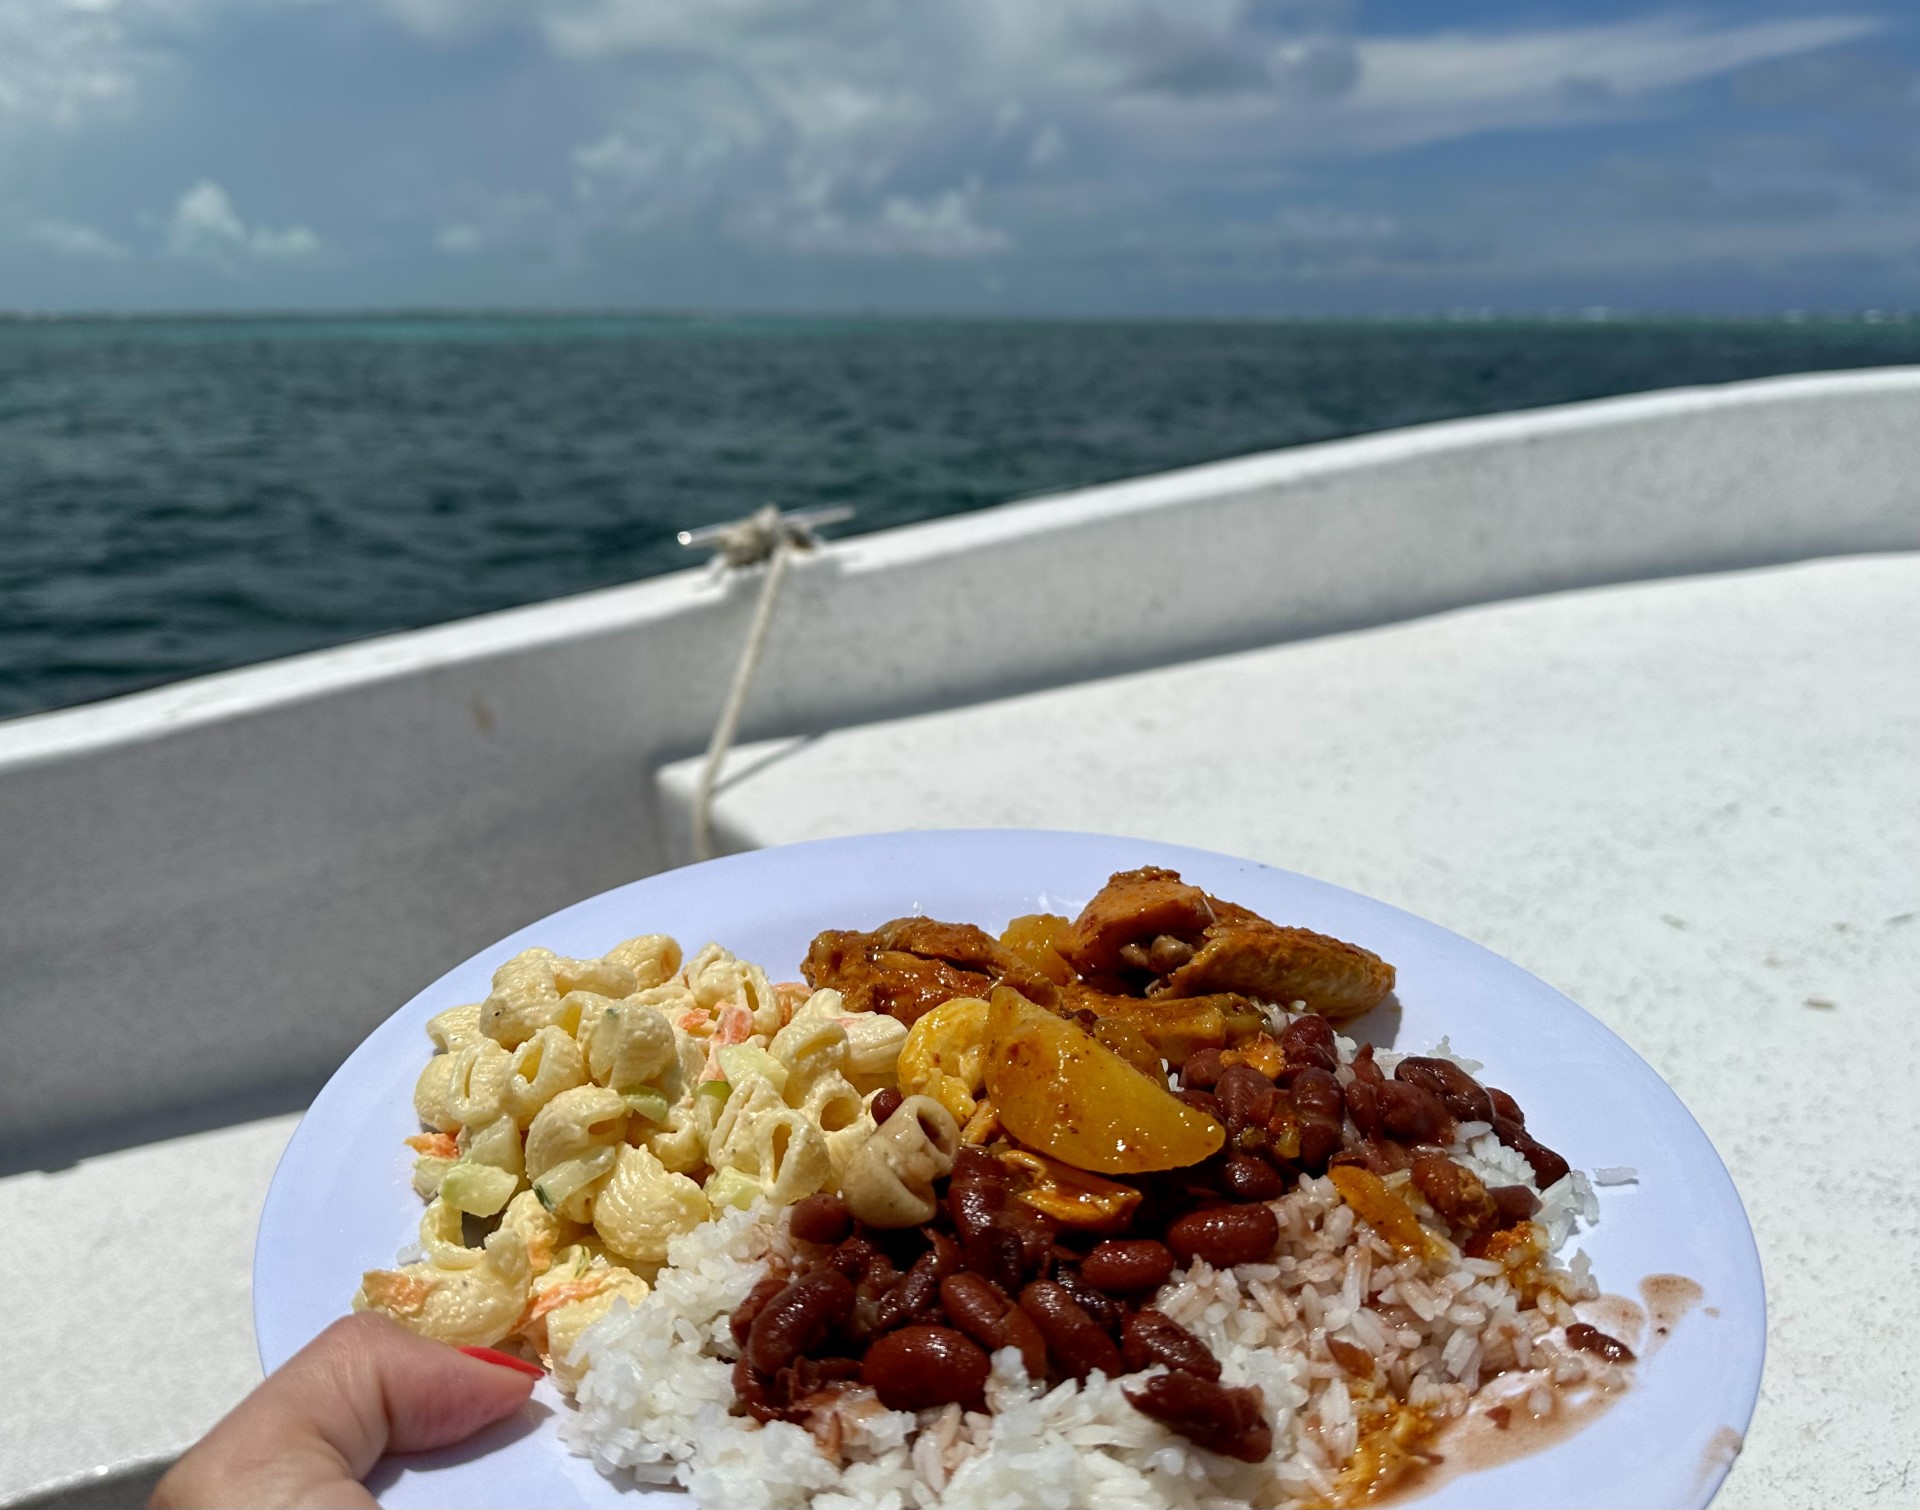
xmin=690 ymin=536 xmax=794 ymax=862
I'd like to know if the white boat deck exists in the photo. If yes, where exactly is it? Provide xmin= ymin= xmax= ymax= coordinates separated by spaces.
xmin=3 ymin=371 xmax=1916 ymax=1508
xmin=662 ymin=555 xmax=1920 ymax=1510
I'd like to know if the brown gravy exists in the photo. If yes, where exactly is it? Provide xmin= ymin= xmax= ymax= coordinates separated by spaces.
xmin=1639 ymin=1273 xmax=1704 ymax=1356
xmin=1691 ymin=1425 xmax=1745 ymax=1498
xmin=1373 ymin=1385 xmax=1622 ymax=1505
xmin=1373 ymin=1273 xmax=1706 ymax=1504
xmin=1577 ymin=1291 xmax=1647 ymax=1353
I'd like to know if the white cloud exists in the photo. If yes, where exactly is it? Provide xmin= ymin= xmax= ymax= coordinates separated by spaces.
xmin=786 ymin=182 xmax=1011 ymax=258
xmin=454 ymin=1 xmax=1891 ymax=273
xmin=9 ymin=0 xmax=1904 ymax=303
xmin=1340 ymin=14 xmax=1887 ymax=149
xmin=165 ymin=180 xmax=319 ymax=261
xmin=27 ymin=215 xmax=127 ymax=258
xmin=0 ymin=0 xmax=141 ymax=124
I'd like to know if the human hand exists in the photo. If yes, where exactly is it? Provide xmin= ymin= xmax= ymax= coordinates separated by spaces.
xmin=151 ymin=1313 xmax=540 ymax=1509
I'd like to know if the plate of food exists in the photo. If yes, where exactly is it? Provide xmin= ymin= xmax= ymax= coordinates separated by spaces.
xmin=255 ymin=829 xmax=1763 ymax=1509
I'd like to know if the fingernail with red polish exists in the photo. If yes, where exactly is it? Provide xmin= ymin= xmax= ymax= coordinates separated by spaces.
xmin=457 ymin=1345 xmax=546 ymax=1378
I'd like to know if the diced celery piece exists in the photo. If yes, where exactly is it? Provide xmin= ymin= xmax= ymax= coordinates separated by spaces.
xmin=717 ymin=1045 xmax=788 ymax=1094
xmin=705 ymin=1166 xmax=763 ymax=1211
xmin=465 ymin=1115 xmax=524 ymax=1175
xmin=621 ymin=1087 xmax=672 ymax=1125
xmin=411 ymin=1156 xmax=456 ymax=1201
xmin=441 ymin=1161 xmax=519 ymax=1217
xmin=532 ymin=1146 xmax=618 ymax=1213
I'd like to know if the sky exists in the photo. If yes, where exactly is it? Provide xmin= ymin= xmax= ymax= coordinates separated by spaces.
xmin=2 ymin=0 xmax=1916 ymax=315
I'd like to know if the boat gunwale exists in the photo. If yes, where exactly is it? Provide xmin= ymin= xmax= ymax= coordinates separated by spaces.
xmin=4 ymin=363 xmax=1915 ymax=770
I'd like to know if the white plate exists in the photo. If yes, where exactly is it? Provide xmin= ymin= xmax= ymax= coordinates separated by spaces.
xmin=256 ymin=830 xmax=1764 ymax=1510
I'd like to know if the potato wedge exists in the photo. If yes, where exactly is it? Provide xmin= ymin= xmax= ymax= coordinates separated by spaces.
xmin=983 ymin=987 xmax=1223 ymax=1174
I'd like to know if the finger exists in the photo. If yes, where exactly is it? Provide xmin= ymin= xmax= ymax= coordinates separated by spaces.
xmin=153 ymin=1314 xmax=536 ymax=1509
xmin=272 ymin=1313 xmax=539 ymax=1471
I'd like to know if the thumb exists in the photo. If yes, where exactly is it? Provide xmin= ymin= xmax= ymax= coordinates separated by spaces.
xmin=153 ymin=1314 xmax=537 ymax=1509
xmin=392 ymin=1345 xmax=548 ymax=1453
xmin=294 ymin=1314 xmax=540 ymax=1470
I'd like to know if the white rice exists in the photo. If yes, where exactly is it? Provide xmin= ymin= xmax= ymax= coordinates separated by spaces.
xmin=562 ymin=1029 xmax=1626 ymax=1509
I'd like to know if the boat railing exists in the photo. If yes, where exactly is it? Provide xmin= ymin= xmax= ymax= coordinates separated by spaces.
xmin=0 ymin=368 xmax=1915 ymax=1168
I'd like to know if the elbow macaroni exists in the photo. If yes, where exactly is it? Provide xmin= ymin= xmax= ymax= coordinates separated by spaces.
xmin=369 ymin=930 xmax=932 ymax=1380
xmin=592 ymin=1144 xmax=711 ymax=1265
xmin=504 ymin=1026 xmax=587 ymax=1127
xmin=587 ymin=999 xmax=679 ymax=1091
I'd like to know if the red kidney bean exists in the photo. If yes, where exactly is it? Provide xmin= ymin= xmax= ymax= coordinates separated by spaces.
xmin=732 ymin=1353 xmax=788 ymax=1423
xmin=1327 ymin=1338 xmax=1375 ymax=1378
xmin=1565 ymin=1323 xmax=1635 ymax=1364
xmin=869 ymin=1087 xmax=904 ymax=1126
xmin=848 ymin=1250 xmax=901 ymax=1343
xmin=1394 ymin=1056 xmax=1494 ymax=1124
xmin=1411 ymin=1153 xmax=1497 ymax=1233
xmin=939 ymin=1272 xmax=1048 ymax=1378
xmin=1019 ymin=1279 xmax=1125 ymax=1379
xmin=1181 ymin=1046 xmax=1226 ymax=1089
xmin=789 ymin=1354 xmax=864 ymax=1398
xmin=1350 ymin=1042 xmax=1386 ymax=1087
xmin=1121 ymin=1308 xmax=1222 ymax=1380
xmin=948 ymin=1145 xmax=1007 ymax=1232
xmin=1167 ymin=1204 xmax=1279 ymax=1269
xmin=1216 ymin=1063 xmax=1281 ymax=1127
xmin=1053 ymin=1266 xmax=1125 ymax=1334
xmin=1280 ymin=1014 xmax=1339 ymax=1076
xmin=827 ymin=1235 xmax=885 ymax=1282
xmin=861 ymin=1325 xmax=991 ymax=1410
xmin=1489 ymin=1184 xmax=1541 ymax=1225
xmin=1220 ymin=1154 xmax=1287 ymax=1203
xmin=1491 ymin=1116 xmax=1570 ymax=1189
xmin=786 ymin=1192 xmax=852 ymax=1247
xmin=876 ymin=1230 xmax=959 ymax=1332
xmin=1179 ymin=1087 xmax=1225 ymax=1122
xmin=949 ymin=1147 xmax=1054 ymax=1291
xmin=1290 ymin=1067 xmax=1344 ymax=1172
xmin=1487 ymin=1086 xmax=1524 ymax=1125
xmin=731 ymin=1273 xmax=790 ymax=1352
xmin=1123 ymin=1369 xmax=1272 ymax=1462
xmin=746 ymin=1270 xmax=855 ymax=1374
xmin=1378 ymin=1080 xmax=1451 ymax=1144
xmin=1344 ymin=1078 xmax=1382 ymax=1141
xmin=1081 ymin=1239 xmax=1176 ymax=1294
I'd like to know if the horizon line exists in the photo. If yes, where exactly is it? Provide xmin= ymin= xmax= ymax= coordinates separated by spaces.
xmin=2 ymin=304 xmax=1917 ymax=327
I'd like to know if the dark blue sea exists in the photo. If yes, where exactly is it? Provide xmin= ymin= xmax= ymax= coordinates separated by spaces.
xmin=5 ymin=314 xmax=1918 ymax=721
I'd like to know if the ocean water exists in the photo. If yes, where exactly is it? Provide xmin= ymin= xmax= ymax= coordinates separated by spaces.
xmin=4 ymin=314 xmax=1918 ymax=721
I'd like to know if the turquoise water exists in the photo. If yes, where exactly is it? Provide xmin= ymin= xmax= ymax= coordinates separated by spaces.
xmin=5 ymin=314 xmax=1918 ymax=720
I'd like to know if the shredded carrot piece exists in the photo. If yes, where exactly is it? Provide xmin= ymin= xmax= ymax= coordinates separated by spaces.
xmin=362 ymin=1270 xmax=434 ymax=1314
xmin=774 ymin=981 xmax=811 ymax=1024
xmin=518 ymin=1277 xmax=608 ymax=1330
xmin=405 ymin=1132 xmax=458 ymax=1159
